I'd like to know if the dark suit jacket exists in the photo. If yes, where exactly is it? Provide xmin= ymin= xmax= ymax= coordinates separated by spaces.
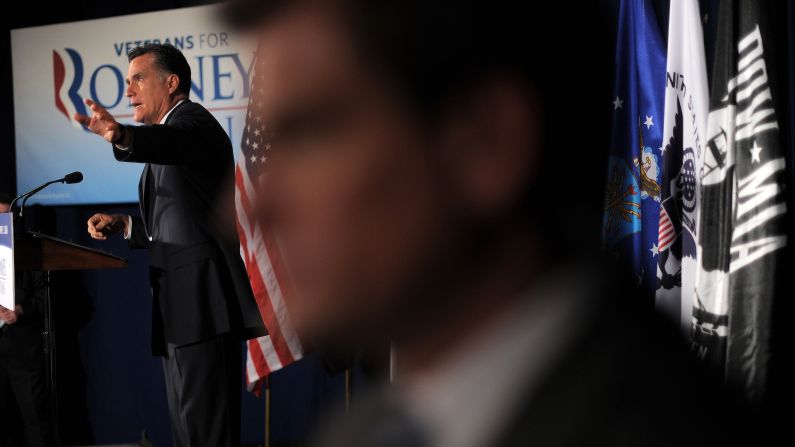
xmin=495 ymin=272 xmax=763 ymax=447
xmin=311 ymin=262 xmax=765 ymax=447
xmin=113 ymin=99 xmax=265 ymax=355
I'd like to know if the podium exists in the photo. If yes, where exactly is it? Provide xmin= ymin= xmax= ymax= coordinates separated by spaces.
xmin=14 ymin=231 xmax=127 ymax=445
xmin=15 ymin=231 xmax=127 ymax=270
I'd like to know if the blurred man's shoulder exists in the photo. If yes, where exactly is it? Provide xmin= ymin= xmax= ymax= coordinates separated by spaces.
xmin=497 ymin=258 xmax=762 ymax=446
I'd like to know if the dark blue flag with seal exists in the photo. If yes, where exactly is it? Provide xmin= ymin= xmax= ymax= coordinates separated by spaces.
xmin=603 ymin=0 xmax=667 ymax=298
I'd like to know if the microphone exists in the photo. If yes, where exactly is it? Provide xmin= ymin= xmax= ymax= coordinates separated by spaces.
xmin=64 ymin=171 xmax=84 ymax=184
xmin=9 ymin=171 xmax=84 ymax=217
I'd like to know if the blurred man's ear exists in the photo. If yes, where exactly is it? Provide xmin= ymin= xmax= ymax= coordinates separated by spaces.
xmin=436 ymin=77 xmax=540 ymax=220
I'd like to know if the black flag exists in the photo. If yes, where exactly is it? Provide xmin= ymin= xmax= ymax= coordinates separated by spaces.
xmin=695 ymin=0 xmax=787 ymax=403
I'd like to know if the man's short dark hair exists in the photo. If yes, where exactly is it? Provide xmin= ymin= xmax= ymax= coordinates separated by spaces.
xmin=0 ymin=192 xmax=14 ymax=205
xmin=128 ymin=43 xmax=192 ymax=97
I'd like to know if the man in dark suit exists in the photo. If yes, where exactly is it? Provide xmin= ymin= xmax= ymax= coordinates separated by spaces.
xmin=0 ymin=193 xmax=50 ymax=447
xmin=74 ymin=43 xmax=263 ymax=446
xmin=229 ymin=1 xmax=767 ymax=445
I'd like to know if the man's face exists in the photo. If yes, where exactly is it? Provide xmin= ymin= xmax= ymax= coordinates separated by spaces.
xmin=0 ymin=203 xmax=9 ymax=213
xmin=126 ymin=53 xmax=173 ymax=124
xmin=253 ymin=7 xmax=454 ymax=344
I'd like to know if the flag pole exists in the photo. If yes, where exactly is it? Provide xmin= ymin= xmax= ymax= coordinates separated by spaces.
xmin=344 ymin=368 xmax=352 ymax=412
xmin=389 ymin=343 xmax=396 ymax=383
xmin=265 ymin=375 xmax=271 ymax=447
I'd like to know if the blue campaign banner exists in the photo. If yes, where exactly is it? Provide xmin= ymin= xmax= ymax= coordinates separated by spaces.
xmin=11 ymin=5 xmax=255 ymax=205
xmin=0 ymin=212 xmax=14 ymax=310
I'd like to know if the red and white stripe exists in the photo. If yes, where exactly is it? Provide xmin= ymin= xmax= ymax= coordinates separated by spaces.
xmin=235 ymin=153 xmax=303 ymax=390
xmin=658 ymin=206 xmax=676 ymax=251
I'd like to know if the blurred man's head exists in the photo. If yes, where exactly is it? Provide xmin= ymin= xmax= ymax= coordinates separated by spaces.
xmin=241 ymin=1 xmax=611 ymax=350
xmin=0 ymin=192 xmax=12 ymax=213
xmin=126 ymin=43 xmax=191 ymax=124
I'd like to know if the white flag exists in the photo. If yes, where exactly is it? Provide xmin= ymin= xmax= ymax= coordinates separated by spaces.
xmin=655 ymin=0 xmax=709 ymax=334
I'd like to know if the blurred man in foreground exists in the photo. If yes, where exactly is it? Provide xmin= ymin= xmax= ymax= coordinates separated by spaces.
xmin=234 ymin=1 xmax=759 ymax=446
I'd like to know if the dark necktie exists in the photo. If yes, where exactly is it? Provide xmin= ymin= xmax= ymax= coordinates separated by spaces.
xmin=144 ymin=164 xmax=156 ymax=236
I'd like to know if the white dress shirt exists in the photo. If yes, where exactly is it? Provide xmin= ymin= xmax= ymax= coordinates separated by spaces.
xmin=397 ymin=265 xmax=597 ymax=447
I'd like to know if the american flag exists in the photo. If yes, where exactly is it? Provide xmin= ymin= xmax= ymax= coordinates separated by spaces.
xmin=235 ymin=57 xmax=303 ymax=390
xmin=657 ymin=205 xmax=676 ymax=252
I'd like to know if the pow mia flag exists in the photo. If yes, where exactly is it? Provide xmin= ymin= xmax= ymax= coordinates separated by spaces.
xmin=694 ymin=0 xmax=787 ymax=403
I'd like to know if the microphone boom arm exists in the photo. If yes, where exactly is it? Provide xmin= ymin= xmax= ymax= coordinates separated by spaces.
xmin=8 ymin=171 xmax=83 ymax=217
